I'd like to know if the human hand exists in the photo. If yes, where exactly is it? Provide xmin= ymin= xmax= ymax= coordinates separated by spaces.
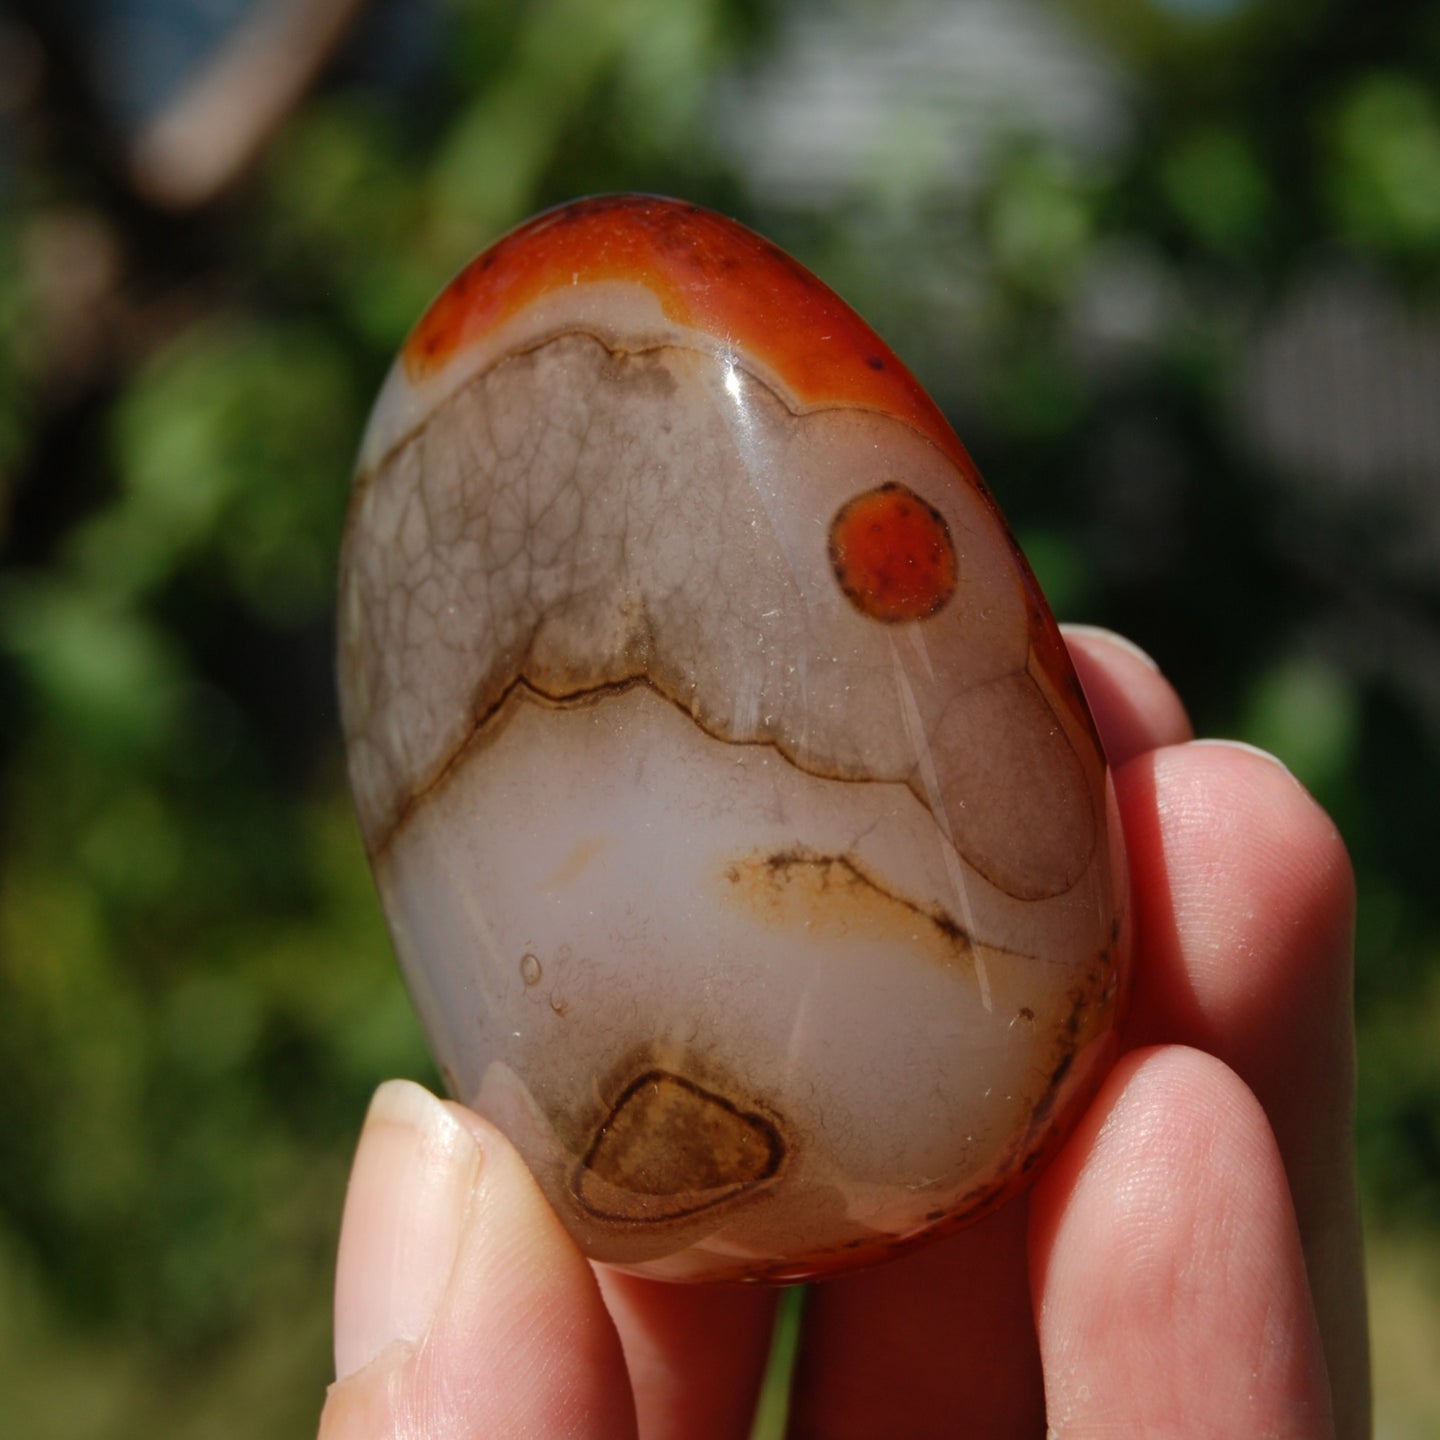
xmin=318 ymin=627 xmax=1369 ymax=1439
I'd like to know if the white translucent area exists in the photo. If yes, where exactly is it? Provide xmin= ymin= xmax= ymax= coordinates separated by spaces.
xmin=374 ymin=686 xmax=1117 ymax=1274
xmin=340 ymin=330 xmax=1100 ymax=904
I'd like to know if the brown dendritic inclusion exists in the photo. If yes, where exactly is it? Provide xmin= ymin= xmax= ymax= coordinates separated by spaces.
xmin=573 ymin=1069 xmax=786 ymax=1224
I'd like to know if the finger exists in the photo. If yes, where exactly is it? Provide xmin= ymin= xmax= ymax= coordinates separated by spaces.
xmin=786 ymin=1202 xmax=1043 ymax=1438
xmin=319 ymin=1080 xmax=636 ymax=1440
xmin=594 ymin=1268 xmax=778 ymax=1440
xmin=1118 ymin=740 xmax=1367 ymax=1437
xmin=786 ymin=633 xmax=1192 ymax=1437
xmin=1029 ymin=1045 xmax=1332 ymax=1437
xmin=1062 ymin=624 xmax=1193 ymax=766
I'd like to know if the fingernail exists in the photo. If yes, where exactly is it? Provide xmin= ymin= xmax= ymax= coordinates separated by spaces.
xmin=1061 ymin=624 xmax=1162 ymax=672
xmin=1189 ymin=737 xmax=1296 ymax=778
xmin=332 ymin=1080 xmax=484 ymax=1381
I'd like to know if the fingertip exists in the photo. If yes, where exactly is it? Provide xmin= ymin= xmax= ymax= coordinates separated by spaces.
xmin=318 ymin=1365 xmax=394 ymax=1440
xmin=1185 ymin=737 xmax=1356 ymax=927
xmin=1119 ymin=738 xmax=1356 ymax=1050
xmin=1031 ymin=1045 xmax=1278 ymax=1261
xmin=332 ymin=1079 xmax=484 ymax=1382
xmin=322 ymin=1081 xmax=636 ymax=1439
xmin=1029 ymin=1045 xmax=1332 ymax=1438
xmin=1062 ymin=625 xmax=1193 ymax=767
xmin=1063 ymin=623 xmax=1163 ymax=675
xmin=427 ymin=1103 xmax=638 ymax=1435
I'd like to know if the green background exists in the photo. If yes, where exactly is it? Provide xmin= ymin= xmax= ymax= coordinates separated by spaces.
xmin=1 ymin=0 xmax=1437 ymax=1434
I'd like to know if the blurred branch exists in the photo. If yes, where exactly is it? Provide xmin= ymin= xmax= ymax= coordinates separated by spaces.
xmin=129 ymin=0 xmax=367 ymax=211
xmin=8 ymin=0 xmax=365 ymax=212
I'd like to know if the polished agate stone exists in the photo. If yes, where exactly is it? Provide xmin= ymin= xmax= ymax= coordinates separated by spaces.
xmin=338 ymin=195 xmax=1128 ymax=1283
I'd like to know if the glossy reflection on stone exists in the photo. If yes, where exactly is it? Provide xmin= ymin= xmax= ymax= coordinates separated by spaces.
xmin=338 ymin=195 xmax=1129 ymax=1283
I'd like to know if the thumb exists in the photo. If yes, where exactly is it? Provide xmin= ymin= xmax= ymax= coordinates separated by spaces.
xmin=319 ymin=1079 xmax=636 ymax=1439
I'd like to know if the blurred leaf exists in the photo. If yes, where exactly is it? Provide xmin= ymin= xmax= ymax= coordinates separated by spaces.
xmin=0 ymin=578 xmax=185 ymax=759
xmin=1161 ymin=125 xmax=1272 ymax=256
xmin=91 ymin=317 xmax=359 ymax=621
xmin=1358 ymin=981 xmax=1440 ymax=1227
xmin=1326 ymin=72 xmax=1440 ymax=260
xmin=984 ymin=148 xmax=1098 ymax=301
xmin=1239 ymin=654 xmax=1359 ymax=795
xmin=983 ymin=341 xmax=1090 ymax=440
xmin=261 ymin=99 xmax=436 ymax=350
xmin=1018 ymin=525 xmax=1095 ymax=620
xmin=430 ymin=0 xmax=646 ymax=243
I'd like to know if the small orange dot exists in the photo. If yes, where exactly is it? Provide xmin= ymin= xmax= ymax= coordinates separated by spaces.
xmin=829 ymin=483 xmax=957 ymax=622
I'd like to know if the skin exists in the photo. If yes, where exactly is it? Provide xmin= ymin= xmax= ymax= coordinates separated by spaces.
xmin=318 ymin=626 xmax=1370 ymax=1440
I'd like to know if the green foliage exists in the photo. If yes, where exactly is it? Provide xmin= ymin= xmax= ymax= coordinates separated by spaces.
xmin=1327 ymin=72 xmax=1440 ymax=263
xmin=984 ymin=148 xmax=1098 ymax=302
xmin=1240 ymin=657 xmax=1360 ymax=799
xmin=1160 ymin=125 xmax=1273 ymax=257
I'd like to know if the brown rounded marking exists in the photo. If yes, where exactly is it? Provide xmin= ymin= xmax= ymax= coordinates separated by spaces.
xmin=573 ymin=1069 xmax=784 ymax=1224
